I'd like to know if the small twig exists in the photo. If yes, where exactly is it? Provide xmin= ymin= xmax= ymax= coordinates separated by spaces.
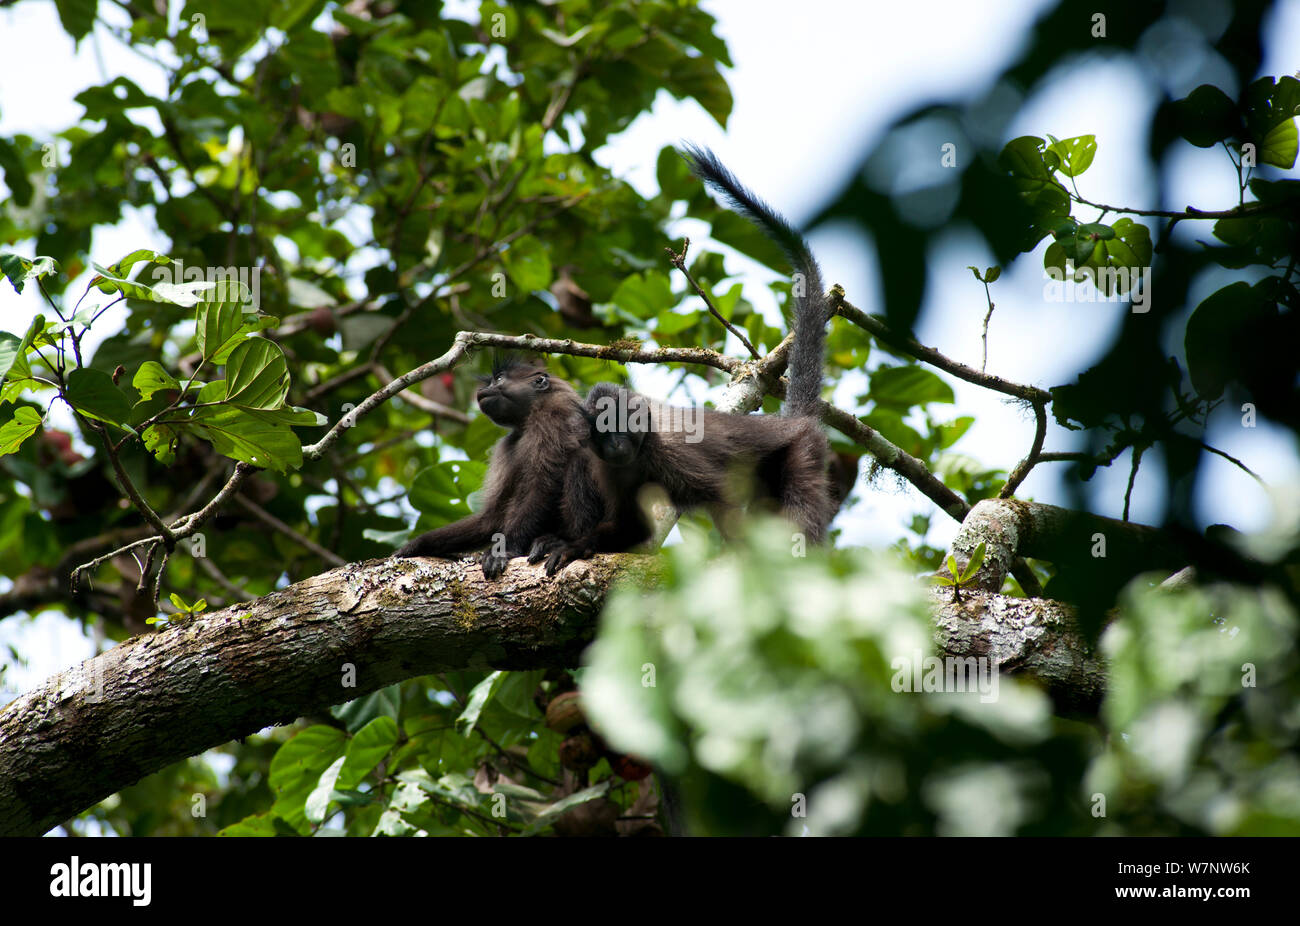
xmin=1068 ymin=195 xmax=1275 ymax=221
xmin=1122 ymin=445 xmax=1146 ymax=522
xmin=173 ymin=462 xmax=255 ymax=532
xmin=978 ymin=280 xmax=995 ymax=373
xmin=833 ymin=294 xmax=1051 ymax=404
xmin=1198 ymin=440 xmax=1264 ymax=484
xmin=98 ymin=429 xmax=176 ymax=548
xmin=1000 ymin=401 xmax=1047 ymax=499
xmin=664 ymin=238 xmax=761 ymax=359
xmin=196 ymin=556 xmax=255 ymax=602
xmin=1037 ymin=451 xmax=1090 ymax=464
xmin=137 ymin=543 xmax=168 ymax=613
xmin=373 ymin=364 xmax=470 ymax=423
xmin=475 ymin=728 xmax=562 ymax=789
xmin=70 ymin=462 xmax=256 ymax=590
xmin=233 ymin=494 xmax=346 ymax=567
xmin=135 ymin=540 xmax=161 ymax=598
xmin=71 ymin=535 xmax=156 ymax=592
xmin=301 ymin=363 xmax=374 ymax=404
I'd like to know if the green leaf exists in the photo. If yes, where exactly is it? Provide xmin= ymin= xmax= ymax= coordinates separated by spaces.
xmin=195 ymin=283 xmax=263 ymax=362
xmin=108 ymin=249 xmax=171 ymax=278
xmin=500 ymin=235 xmax=552 ymax=292
xmin=0 ymin=407 xmax=43 ymax=456
xmin=1184 ymin=281 xmax=1270 ymax=399
xmin=1171 ymin=84 xmax=1241 ymax=148
xmin=960 ymin=542 xmax=987 ymax=582
xmin=269 ymin=725 xmax=348 ymax=835
xmin=523 ymin=781 xmax=613 ymax=835
xmin=457 ymin=671 xmax=504 ymax=734
xmin=142 ymin=423 xmax=179 ymax=464
xmin=654 ymin=308 xmax=700 ymax=335
xmin=1077 ymin=222 xmax=1115 ymax=240
xmin=53 ymin=0 xmax=97 ymax=41
xmin=998 ymin=136 xmax=1054 ymax=179
xmin=862 ymin=408 xmax=925 ymax=456
xmin=1258 ymin=116 xmax=1298 ymax=170
xmin=223 ymin=338 xmax=290 ymax=410
xmin=66 ymin=368 xmax=132 ymax=427
xmin=934 ymin=416 xmax=975 ymax=450
xmin=336 ymin=716 xmax=399 ymax=790
xmin=132 ymin=361 xmax=181 ymax=400
xmin=91 ymin=263 xmax=210 ymax=305
xmin=869 ymin=365 xmax=955 ymax=409
xmin=0 ymin=255 xmax=60 ymax=294
xmin=1244 ymin=75 xmax=1300 ymax=169
xmin=612 ymin=271 xmax=676 ymax=320
xmin=657 ymin=144 xmax=697 ymax=201
xmin=189 ymin=405 xmax=308 ymax=472
xmin=73 ymin=77 xmax=154 ymax=113
xmin=0 ymin=140 xmax=33 ymax=207
xmin=1046 ymin=134 xmax=1096 ymax=177
xmin=462 ymin=412 xmax=501 ymax=462
xmin=0 ymin=332 xmax=23 ymax=384
xmin=664 ymin=54 xmax=733 ymax=126
xmin=410 ymin=461 xmax=485 ymax=521
xmin=305 ymin=756 xmax=345 ymax=825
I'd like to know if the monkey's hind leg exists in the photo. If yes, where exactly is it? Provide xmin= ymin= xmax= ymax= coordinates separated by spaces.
xmin=775 ymin=432 xmax=834 ymax=544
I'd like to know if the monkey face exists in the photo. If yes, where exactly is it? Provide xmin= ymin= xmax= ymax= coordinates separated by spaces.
xmin=595 ymin=430 xmax=644 ymax=467
xmin=585 ymin=383 xmax=650 ymax=466
xmin=476 ymin=363 xmax=551 ymax=427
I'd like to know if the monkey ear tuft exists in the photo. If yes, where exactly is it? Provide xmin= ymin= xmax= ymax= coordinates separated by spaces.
xmin=490 ymin=351 xmax=548 ymax=378
xmin=489 ymin=351 xmax=516 ymax=378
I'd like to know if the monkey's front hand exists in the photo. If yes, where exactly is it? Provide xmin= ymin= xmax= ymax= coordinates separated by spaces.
xmin=480 ymin=548 xmax=511 ymax=579
xmin=527 ymin=535 xmax=563 ymax=564
xmin=528 ymin=535 xmax=592 ymax=577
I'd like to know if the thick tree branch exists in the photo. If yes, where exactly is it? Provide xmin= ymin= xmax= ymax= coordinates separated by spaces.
xmin=0 ymin=553 xmax=649 ymax=837
xmin=931 ymin=588 xmax=1106 ymax=714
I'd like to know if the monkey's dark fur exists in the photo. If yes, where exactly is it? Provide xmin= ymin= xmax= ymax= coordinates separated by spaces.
xmin=532 ymin=145 xmax=837 ymax=562
xmin=399 ymin=147 xmax=838 ymax=577
xmin=393 ymin=359 xmax=608 ymax=577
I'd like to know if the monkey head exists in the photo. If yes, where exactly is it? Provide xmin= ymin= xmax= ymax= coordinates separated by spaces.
xmin=584 ymin=383 xmax=649 ymax=466
xmin=475 ymin=359 xmax=556 ymax=427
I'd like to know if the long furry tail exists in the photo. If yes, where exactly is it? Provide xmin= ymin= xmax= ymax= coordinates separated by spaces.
xmin=679 ymin=142 xmax=828 ymax=418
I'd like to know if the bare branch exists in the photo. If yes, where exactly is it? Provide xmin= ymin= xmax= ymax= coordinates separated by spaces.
xmin=373 ymin=364 xmax=471 ymax=423
xmin=1000 ymin=401 xmax=1047 ymax=499
xmin=233 ymin=494 xmax=346 ymax=568
xmin=832 ymin=294 xmax=1052 ymax=404
xmin=665 ymin=237 xmax=761 ymax=359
